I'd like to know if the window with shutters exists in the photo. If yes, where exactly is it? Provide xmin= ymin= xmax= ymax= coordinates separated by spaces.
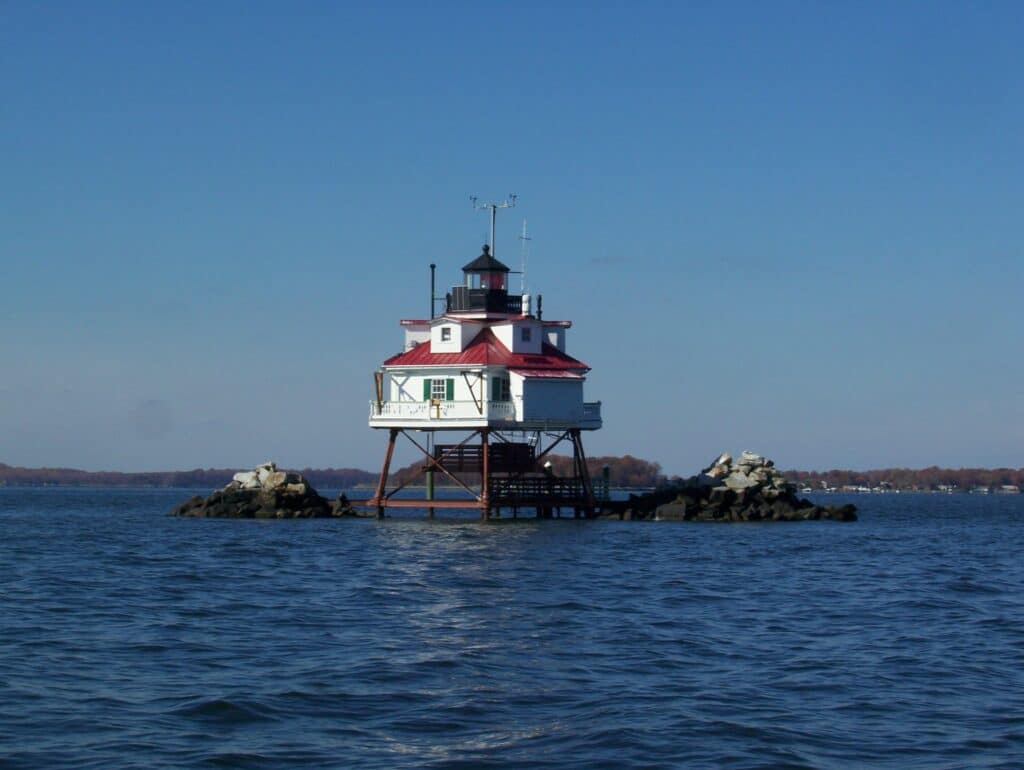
xmin=520 ymin=327 xmax=532 ymax=342
xmin=440 ymin=327 xmax=451 ymax=342
xmin=491 ymin=376 xmax=511 ymax=402
xmin=424 ymin=378 xmax=455 ymax=401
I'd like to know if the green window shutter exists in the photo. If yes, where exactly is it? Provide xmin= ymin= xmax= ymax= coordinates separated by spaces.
xmin=492 ymin=376 xmax=501 ymax=401
xmin=445 ymin=378 xmax=454 ymax=401
xmin=423 ymin=378 xmax=432 ymax=401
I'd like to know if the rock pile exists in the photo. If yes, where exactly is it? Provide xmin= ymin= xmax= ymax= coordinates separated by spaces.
xmin=624 ymin=451 xmax=856 ymax=522
xmin=171 ymin=462 xmax=361 ymax=519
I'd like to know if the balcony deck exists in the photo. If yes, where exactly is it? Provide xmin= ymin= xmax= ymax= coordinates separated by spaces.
xmin=368 ymin=399 xmax=602 ymax=430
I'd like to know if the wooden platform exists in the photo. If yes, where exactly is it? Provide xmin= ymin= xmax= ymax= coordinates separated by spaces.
xmin=434 ymin=442 xmax=535 ymax=473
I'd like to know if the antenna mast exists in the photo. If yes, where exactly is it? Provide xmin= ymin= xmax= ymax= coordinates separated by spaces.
xmin=519 ymin=218 xmax=531 ymax=294
xmin=470 ymin=193 xmax=517 ymax=257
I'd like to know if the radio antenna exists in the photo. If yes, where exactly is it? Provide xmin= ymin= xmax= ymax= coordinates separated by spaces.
xmin=518 ymin=218 xmax=531 ymax=294
xmin=470 ymin=193 xmax=517 ymax=257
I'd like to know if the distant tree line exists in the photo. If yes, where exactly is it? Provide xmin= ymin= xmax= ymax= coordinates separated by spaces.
xmin=784 ymin=467 xmax=1024 ymax=491
xmin=546 ymin=454 xmax=664 ymax=487
xmin=0 ymin=463 xmax=377 ymax=489
xmin=4 ymin=460 xmax=1021 ymax=492
xmin=386 ymin=453 xmax=664 ymax=488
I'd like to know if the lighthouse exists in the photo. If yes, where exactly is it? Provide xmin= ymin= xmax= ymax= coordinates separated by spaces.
xmin=367 ymin=230 xmax=602 ymax=519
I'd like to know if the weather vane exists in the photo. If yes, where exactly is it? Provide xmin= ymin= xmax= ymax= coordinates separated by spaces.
xmin=470 ymin=194 xmax=517 ymax=257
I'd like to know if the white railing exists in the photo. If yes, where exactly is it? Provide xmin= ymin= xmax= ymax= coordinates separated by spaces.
xmin=369 ymin=399 xmax=516 ymax=423
xmin=368 ymin=399 xmax=602 ymax=428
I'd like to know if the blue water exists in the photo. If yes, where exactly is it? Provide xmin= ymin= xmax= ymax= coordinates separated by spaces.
xmin=1 ymin=489 xmax=1023 ymax=769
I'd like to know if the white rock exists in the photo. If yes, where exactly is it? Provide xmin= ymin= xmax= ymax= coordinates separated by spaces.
xmin=263 ymin=470 xmax=288 ymax=490
xmin=703 ymin=452 xmax=732 ymax=476
xmin=233 ymin=471 xmax=259 ymax=486
xmin=740 ymin=451 xmax=765 ymax=465
xmin=706 ymin=464 xmax=730 ymax=479
xmin=256 ymin=461 xmax=276 ymax=484
xmin=724 ymin=473 xmax=759 ymax=490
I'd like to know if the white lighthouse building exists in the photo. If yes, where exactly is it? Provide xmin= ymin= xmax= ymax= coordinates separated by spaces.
xmin=367 ymin=241 xmax=602 ymax=519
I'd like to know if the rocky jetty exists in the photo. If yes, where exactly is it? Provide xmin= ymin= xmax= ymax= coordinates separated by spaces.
xmin=621 ymin=451 xmax=856 ymax=522
xmin=171 ymin=462 xmax=362 ymax=519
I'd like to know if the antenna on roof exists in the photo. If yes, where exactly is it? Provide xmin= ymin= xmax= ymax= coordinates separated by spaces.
xmin=519 ymin=218 xmax=531 ymax=294
xmin=470 ymin=194 xmax=517 ymax=257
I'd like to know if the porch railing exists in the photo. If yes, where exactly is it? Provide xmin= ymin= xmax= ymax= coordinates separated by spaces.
xmin=368 ymin=398 xmax=601 ymax=427
xmin=369 ymin=399 xmax=516 ymax=422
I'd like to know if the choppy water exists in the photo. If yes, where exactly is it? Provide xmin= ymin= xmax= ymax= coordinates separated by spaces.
xmin=1 ymin=489 xmax=1023 ymax=769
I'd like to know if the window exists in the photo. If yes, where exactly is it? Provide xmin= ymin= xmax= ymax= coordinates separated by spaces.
xmin=520 ymin=326 xmax=532 ymax=342
xmin=491 ymin=376 xmax=511 ymax=402
xmin=424 ymin=378 xmax=455 ymax=401
xmin=441 ymin=327 xmax=451 ymax=342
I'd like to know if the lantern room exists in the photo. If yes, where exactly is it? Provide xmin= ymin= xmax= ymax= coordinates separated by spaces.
xmin=447 ymin=244 xmax=522 ymax=314
xmin=462 ymin=244 xmax=509 ymax=290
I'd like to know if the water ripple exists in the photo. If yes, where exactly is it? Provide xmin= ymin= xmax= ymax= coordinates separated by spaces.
xmin=1 ymin=489 xmax=1024 ymax=768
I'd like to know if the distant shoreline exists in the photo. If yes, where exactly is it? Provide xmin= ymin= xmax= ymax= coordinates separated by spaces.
xmin=1 ymin=484 xmax=1018 ymax=496
xmin=1 ymin=461 xmax=1021 ymax=494
xmin=0 ymin=478 xmax=659 ymax=494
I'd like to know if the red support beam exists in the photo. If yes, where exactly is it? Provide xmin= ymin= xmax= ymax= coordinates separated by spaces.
xmin=361 ymin=498 xmax=486 ymax=509
xmin=480 ymin=429 xmax=490 ymax=520
xmin=366 ymin=427 xmax=598 ymax=521
xmin=401 ymin=430 xmax=481 ymax=502
xmin=371 ymin=428 xmax=398 ymax=519
xmin=570 ymin=429 xmax=596 ymax=518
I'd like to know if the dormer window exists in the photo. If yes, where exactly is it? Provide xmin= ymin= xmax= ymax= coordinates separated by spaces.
xmin=520 ymin=327 xmax=532 ymax=342
xmin=441 ymin=327 xmax=452 ymax=342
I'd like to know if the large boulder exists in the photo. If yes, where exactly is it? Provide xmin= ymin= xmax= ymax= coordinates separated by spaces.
xmin=171 ymin=462 xmax=365 ymax=519
xmin=620 ymin=450 xmax=856 ymax=523
xmin=737 ymin=450 xmax=765 ymax=467
xmin=702 ymin=452 xmax=732 ymax=479
xmin=655 ymin=502 xmax=689 ymax=521
xmin=256 ymin=462 xmax=276 ymax=486
xmin=232 ymin=470 xmax=261 ymax=489
xmin=724 ymin=472 xmax=759 ymax=491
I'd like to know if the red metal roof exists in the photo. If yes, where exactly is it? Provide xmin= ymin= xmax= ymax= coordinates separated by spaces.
xmin=383 ymin=328 xmax=589 ymax=371
xmin=400 ymin=317 xmax=572 ymax=327
xmin=509 ymin=368 xmax=584 ymax=379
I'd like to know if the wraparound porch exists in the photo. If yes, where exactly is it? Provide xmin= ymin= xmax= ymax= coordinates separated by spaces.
xmin=368 ymin=399 xmax=602 ymax=430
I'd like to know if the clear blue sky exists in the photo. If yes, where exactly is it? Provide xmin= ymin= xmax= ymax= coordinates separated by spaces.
xmin=2 ymin=2 xmax=1022 ymax=474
